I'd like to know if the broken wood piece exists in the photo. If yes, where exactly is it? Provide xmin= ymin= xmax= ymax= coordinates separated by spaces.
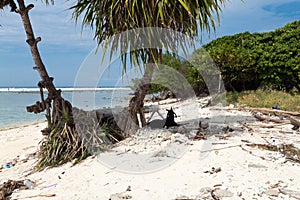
xmin=288 ymin=117 xmax=300 ymax=130
xmin=253 ymin=114 xmax=288 ymax=124
xmin=19 ymin=194 xmax=56 ymax=199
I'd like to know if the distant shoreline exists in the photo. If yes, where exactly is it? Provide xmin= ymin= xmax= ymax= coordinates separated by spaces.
xmin=0 ymin=87 xmax=132 ymax=93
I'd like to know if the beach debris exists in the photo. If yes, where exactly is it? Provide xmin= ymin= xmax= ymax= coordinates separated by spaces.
xmin=19 ymin=154 xmax=30 ymax=163
xmin=264 ymin=189 xmax=280 ymax=197
xmin=253 ymin=113 xmax=287 ymax=124
xmin=246 ymin=143 xmax=300 ymax=164
xmin=109 ymin=192 xmax=132 ymax=200
xmin=279 ymin=188 xmax=300 ymax=199
xmin=248 ymin=163 xmax=268 ymax=169
xmin=204 ymin=167 xmax=221 ymax=174
xmin=175 ymin=185 xmax=234 ymax=200
xmin=126 ymin=186 xmax=131 ymax=192
xmin=175 ymin=187 xmax=212 ymax=200
xmin=23 ymin=179 xmax=35 ymax=189
xmin=289 ymin=117 xmax=300 ymax=130
xmin=163 ymin=107 xmax=179 ymax=129
xmin=40 ymin=183 xmax=58 ymax=190
xmin=171 ymin=133 xmax=189 ymax=144
xmin=241 ymin=139 xmax=250 ymax=143
xmin=109 ymin=186 xmax=132 ymax=200
xmin=174 ymin=195 xmax=193 ymax=200
xmin=0 ymin=179 xmax=25 ymax=200
xmin=215 ymin=134 xmax=232 ymax=140
xmin=3 ymin=160 xmax=15 ymax=169
xmin=272 ymin=104 xmax=280 ymax=110
xmin=212 ymin=188 xmax=234 ymax=198
xmin=189 ymin=132 xmax=206 ymax=140
xmin=18 ymin=194 xmax=56 ymax=199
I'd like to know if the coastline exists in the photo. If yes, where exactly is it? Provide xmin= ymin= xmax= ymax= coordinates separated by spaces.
xmin=1 ymin=99 xmax=300 ymax=199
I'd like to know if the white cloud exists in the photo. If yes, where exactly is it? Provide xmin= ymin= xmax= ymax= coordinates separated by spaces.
xmin=0 ymin=1 xmax=96 ymax=54
xmin=1 ymin=0 xmax=298 ymax=53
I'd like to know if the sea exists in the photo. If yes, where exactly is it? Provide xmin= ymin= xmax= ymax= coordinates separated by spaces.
xmin=0 ymin=87 xmax=133 ymax=128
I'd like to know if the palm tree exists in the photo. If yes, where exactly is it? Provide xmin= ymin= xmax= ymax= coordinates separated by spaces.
xmin=0 ymin=0 xmax=88 ymax=169
xmin=70 ymin=0 xmax=227 ymax=130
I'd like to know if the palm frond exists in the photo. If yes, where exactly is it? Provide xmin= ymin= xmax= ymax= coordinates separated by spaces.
xmin=69 ymin=0 xmax=227 ymax=69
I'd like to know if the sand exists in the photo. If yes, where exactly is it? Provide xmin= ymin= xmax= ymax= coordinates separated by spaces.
xmin=1 ymin=99 xmax=300 ymax=200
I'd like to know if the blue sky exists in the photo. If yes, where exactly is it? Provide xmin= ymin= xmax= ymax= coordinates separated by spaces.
xmin=0 ymin=0 xmax=299 ymax=87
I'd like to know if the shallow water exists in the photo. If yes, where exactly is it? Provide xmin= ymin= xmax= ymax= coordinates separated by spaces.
xmin=0 ymin=88 xmax=132 ymax=127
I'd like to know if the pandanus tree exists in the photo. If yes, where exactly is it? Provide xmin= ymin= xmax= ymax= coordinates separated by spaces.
xmin=0 ymin=0 xmax=88 ymax=169
xmin=70 ymin=0 xmax=228 ymax=129
xmin=1 ymin=0 xmax=229 ymax=168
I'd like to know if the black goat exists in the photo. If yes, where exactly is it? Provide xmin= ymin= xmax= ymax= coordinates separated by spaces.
xmin=163 ymin=107 xmax=179 ymax=129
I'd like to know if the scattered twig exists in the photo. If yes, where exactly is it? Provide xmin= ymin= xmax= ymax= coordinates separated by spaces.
xmin=240 ymin=145 xmax=269 ymax=160
xmin=18 ymin=194 xmax=56 ymax=199
xmin=197 ymin=144 xmax=241 ymax=153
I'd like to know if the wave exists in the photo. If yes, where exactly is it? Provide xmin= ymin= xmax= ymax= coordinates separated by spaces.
xmin=0 ymin=87 xmax=132 ymax=93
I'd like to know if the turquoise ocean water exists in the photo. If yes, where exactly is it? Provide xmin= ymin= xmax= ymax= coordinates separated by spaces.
xmin=0 ymin=88 xmax=132 ymax=128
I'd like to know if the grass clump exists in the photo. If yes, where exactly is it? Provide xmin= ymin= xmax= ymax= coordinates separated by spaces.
xmin=226 ymin=89 xmax=300 ymax=112
xmin=35 ymin=121 xmax=90 ymax=171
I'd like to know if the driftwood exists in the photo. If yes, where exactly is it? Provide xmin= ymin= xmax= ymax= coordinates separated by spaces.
xmin=217 ymin=107 xmax=300 ymax=131
xmin=0 ymin=180 xmax=25 ymax=200
xmin=253 ymin=113 xmax=288 ymax=124
xmin=217 ymin=107 xmax=300 ymax=117
xmin=288 ymin=117 xmax=300 ymax=130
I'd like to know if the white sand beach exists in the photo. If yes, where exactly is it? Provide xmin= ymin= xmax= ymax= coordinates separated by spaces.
xmin=1 ymin=99 xmax=300 ymax=200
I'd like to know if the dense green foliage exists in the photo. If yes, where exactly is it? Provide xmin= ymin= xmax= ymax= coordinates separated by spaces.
xmin=146 ymin=20 xmax=300 ymax=95
xmin=204 ymin=20 xmax=300 ymax=92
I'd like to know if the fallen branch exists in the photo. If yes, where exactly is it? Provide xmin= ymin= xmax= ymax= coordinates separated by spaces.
xmin=253 ymin=113 xmax=288 ymax=124
xmin=244 ymin=122 xmax=290 ymax=128
xmin=19 ymin=194 xmax=56 ymax=199
xmin=215 ymin=107 xmax=300 ymax=117
xmin=198 ymin=144 xmax=241 ymax=153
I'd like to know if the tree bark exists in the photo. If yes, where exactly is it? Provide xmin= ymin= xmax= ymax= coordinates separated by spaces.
xmin=128 ymin=50 xmax=157 ymax=128
xmin=15 ymin=0 xmax=73 ymax=129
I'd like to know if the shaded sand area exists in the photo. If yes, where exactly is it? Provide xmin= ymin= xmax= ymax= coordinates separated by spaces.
xmin=1 ymin=98 xmax=300 ymax=199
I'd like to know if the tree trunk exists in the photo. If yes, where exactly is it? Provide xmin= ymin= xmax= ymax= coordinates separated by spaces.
xmin=128 ymin=50 xmax=157 ymax=129
xmin=13 ymin=0 xmax=89 ymax=169
xmin=15 ymin=0 xmax=72 ymax=130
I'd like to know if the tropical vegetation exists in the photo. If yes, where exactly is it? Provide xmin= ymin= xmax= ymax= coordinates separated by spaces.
xmin=147 ymin=20 xmax=300 ymax=96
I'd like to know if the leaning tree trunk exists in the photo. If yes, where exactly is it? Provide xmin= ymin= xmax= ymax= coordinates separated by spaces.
xmin=14 ymin=0 xmax=88 ymax=169
xmin=15 ymin=0 xmax=71 ymax=128
xmin=128 ymin=49 xmax=158 ymax=129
